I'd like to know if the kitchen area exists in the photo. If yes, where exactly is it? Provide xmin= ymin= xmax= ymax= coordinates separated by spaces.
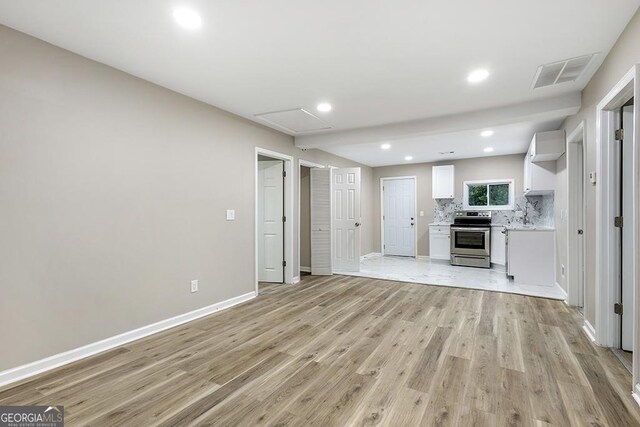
xmin=352 ymin=130 xmax=566 ymax=300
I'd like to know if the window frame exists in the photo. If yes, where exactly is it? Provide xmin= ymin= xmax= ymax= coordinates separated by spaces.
xmin=463 ymin=179 xmax=515 ymax=211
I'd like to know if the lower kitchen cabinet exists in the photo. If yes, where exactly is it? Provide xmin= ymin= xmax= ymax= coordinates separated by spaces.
xmin=506 ymin=229 xmax=555 ymax=286
xmin=429 ymin=225 xmax=450 ymax=260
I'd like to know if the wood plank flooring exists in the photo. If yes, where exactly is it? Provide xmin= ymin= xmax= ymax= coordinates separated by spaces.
xmin=2 ymin=275 xmax=640 ymax=426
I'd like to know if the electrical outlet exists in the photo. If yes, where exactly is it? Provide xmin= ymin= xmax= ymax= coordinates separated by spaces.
xmin=191 ymin=279 xmax=198 ymax=293
xmin=419 ymin=211 xmax=425 ymax=217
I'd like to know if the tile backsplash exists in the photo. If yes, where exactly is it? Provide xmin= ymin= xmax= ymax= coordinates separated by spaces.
xmin=434 ymin=195 xmax=554 ymax=227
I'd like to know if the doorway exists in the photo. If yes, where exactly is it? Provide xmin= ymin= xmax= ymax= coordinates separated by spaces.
xmin=594 ymin=65 xmax=639 ymax=392
xmin=254 ymin=148 xmax=294 ymax=294
xmin=567 ymin=122 xmax=586 ymax=310
xmin=613 ymin=98 xmax=634 ymax=369
xmin=298 ymin=160 xmax=325 ymax=278
xmin=381 ymin=176 xmax=417 ymax=257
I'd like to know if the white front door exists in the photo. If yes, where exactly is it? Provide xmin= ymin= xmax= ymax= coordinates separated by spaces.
xmin=383 ymin=178 xmax=416 ymax=257
xmin=258 ymin=159 xmax=284 ymax=282
xmin=332 ymin=168 xmax=361 ymax=272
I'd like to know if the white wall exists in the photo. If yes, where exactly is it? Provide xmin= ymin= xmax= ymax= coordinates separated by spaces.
xmin=0 ymin=24 xmax=373 ymax=372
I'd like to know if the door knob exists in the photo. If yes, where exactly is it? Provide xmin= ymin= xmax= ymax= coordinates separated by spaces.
xmin=411 ymin=217 xmax=414 ymax=220
xmin=411 ymin=223 xmax=415 ymax=226
xmin=355 ymin=222 xmax=361 ymax=227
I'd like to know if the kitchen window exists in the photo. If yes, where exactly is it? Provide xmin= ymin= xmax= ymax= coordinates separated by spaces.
xmin=463 ymin=179 xmax=515 ymax=210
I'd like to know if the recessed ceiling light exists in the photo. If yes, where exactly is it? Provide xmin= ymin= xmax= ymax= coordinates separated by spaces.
xmin=317 ymin=103 xmax=332 ymax=112
xmin=467 ymin=69 xmax=490 ymax=83
xmin=484 ymin=147 xmax=494 ymax=153
xmin=173 ymin=7 xmax=202 ymax=30
xmin=405 ymin=156 xmax=413 ymax=161
xmin=381 ymin=143 xmax=391 ymax=150
xmin=481 ymin=130 xmax=494 ymax=137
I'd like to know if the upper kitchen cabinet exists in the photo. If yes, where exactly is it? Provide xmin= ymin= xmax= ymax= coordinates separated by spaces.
xmin=530 ymin=130 xmax=565 ymax=162
xmin=432 ymin=165 xmax=455 ymax=199
xmin=523 ymin=143 xmax=557 ymax=196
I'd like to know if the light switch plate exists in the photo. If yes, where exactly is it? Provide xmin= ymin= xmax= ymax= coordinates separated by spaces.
xmin=419 ymin=211 xmax=424 ymax=217
xmin=191 ymin=280 xmax=198 ymax=293
xmin=226 ymin=209 xmax=235 ymax=221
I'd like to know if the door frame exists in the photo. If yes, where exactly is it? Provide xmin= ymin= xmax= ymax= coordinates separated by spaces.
xmin=255 ymin=147 xmax=294 ymax=294
xmin=594 ymin=65 xmax=640 ymax=399
xmin=298 ymin=159 xmax=325 ymax=276
xmin=567 ymin=120 xmax=586 ymax=307
xmin=380 ymin=176 xmax=418 ymax=257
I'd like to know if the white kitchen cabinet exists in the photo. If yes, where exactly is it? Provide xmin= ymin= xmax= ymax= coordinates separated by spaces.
xmin=429 ymin=225 xmax=450 ymax=260
xmin=523 ymin=146 xmax=556 ymax=196
xmin=506 ymin=229 xmax=555 ymax=286
xmin=490 ymin=226 xmax=506 ymax=265
xmin=432 ymin=165 xmax=455 ymax=199
xmin=530 ymin=130 xmax=565 ymax=162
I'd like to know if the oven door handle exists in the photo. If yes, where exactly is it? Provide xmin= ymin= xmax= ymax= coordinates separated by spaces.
xmin=451 ymin=227 xmax=490 ymax=232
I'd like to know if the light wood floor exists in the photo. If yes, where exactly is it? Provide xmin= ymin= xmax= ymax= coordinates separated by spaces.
xmin=2 ymin=275 xmax=640 ymax=426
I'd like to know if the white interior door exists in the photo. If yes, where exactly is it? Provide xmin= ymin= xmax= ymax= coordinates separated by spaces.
xmin=332 ymin=168 xmax=361 ymax=272
xmin=310 ymin=168 xmax=332 ymax=275
xmin=383 ymin=178 xmax=416 ymax=256
xmin=621 ymin=104 xmax=634 ymax=351
xmin=577 ymin=141 xmax=585 ymax=309
xmin=258 ymin=159 xmax=284 ymax=282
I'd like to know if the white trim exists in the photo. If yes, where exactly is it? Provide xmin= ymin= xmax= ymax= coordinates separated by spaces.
xmin=255 ymin=148 xmax=295 ymax=292
xmin=297 ymin=159 xmax=325 ymax=278
xmin=380 ymin=176 xmax=418 ymax=257
xmin=300 ymin=266 xmax=311 ymax=273
xmin=292 ymin=276 xmax=300 ymax=284
xmin=566 ymin=121 xmax=586 ymax=308
xmin=462 ymin=179 xmax=515 ymax=211
xmin=417 ymin=255 xmax=430 ymax=260
xmin=0 ymin=291 xmax=256 ymax=389
xmin=583 ymin=320 xmax=597 ymax=343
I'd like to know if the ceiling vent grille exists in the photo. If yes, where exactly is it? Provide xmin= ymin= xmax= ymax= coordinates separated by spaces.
xmin=531 ymin=54 xmax=596 ymax=89
xmin=255 ymin=108 xmax=332 ymax=134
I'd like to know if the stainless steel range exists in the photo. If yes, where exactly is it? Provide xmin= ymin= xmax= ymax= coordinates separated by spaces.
xmin=450 ymin=211 xmax=492 ymax=268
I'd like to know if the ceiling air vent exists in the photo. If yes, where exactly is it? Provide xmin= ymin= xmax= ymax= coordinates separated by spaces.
xmin=531 ymin=54 xmax=596 ymax=89
xmin=255 ymin=108 xmax=332 ymax=134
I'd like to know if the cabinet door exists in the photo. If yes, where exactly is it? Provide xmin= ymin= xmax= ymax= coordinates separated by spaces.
xmin=490 ymin=227 xmax=505 ymax=265
xmin=432 ymin=165 xmax=455 ymax=199
xmin=430 ymin=233 xmax=451 ymax=260
xmin=523 ymin=151 xmax=532 ymax=194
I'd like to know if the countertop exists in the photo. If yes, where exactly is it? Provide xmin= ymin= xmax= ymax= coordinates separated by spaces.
xmin=428 ymin=222 xmax=555 ymax=231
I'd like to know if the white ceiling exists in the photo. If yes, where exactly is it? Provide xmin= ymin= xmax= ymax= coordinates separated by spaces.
xmin=325 ymin=119 xmax=564 ymax=167
xmin=0 ymin=0 xmax=638 ymax=166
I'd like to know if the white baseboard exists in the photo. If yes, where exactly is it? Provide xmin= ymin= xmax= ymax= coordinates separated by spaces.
xmin=583 ymin=320 xmax=597 ymax=343
xmin=555 ymin=282 xmax=568 ymax=301
xmin=633 ymin=385 xmax=640 ymax=408
xmin=416 ymin=255 xmax=430 ymax=260
xmin=360 ymin=252 xmax=381 ymax=261
xmin=291 ymin=276 xmax=300 ymax=284
xmin=0 ymin=291 xmax=256 ymax=389
xmin=299 ymin=266 xmax=311 ymax=273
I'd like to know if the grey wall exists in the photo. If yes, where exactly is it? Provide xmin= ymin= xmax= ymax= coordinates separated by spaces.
xmin=559 ymin=7 xmax=640 ymax=327
xmin=299 ymin=166 xmax=311 ymax=269
xmin=0 ymin=25 xmax=373 ymax=371
xmin=372 ymin=154 xmax=525 ymax=256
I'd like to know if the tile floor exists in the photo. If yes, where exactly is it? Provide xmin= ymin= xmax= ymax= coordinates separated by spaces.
xmin=340 ymin=254 xmax=566 ymax=300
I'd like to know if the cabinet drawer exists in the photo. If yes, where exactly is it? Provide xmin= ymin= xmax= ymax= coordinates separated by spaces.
xmin=429 ymin=226 xmax=450 ymax=235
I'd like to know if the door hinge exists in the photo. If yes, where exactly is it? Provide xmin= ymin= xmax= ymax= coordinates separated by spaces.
xmin=283 ymin=216 xmax=286 ymax=222
xmin=283 ymin=260 xmax=287 ymax=267
xmin=614 ymin=216 xmax=624 ymax=228
xmin=614 ymin=303 xmax=623 ymax=315
xmin=615 ymin=129 xmax=624 ymax=141
xmin=283 ymin=170 xmax=287 ymax=178
xmin=383 ymin=215 xmax=385 ymax=220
